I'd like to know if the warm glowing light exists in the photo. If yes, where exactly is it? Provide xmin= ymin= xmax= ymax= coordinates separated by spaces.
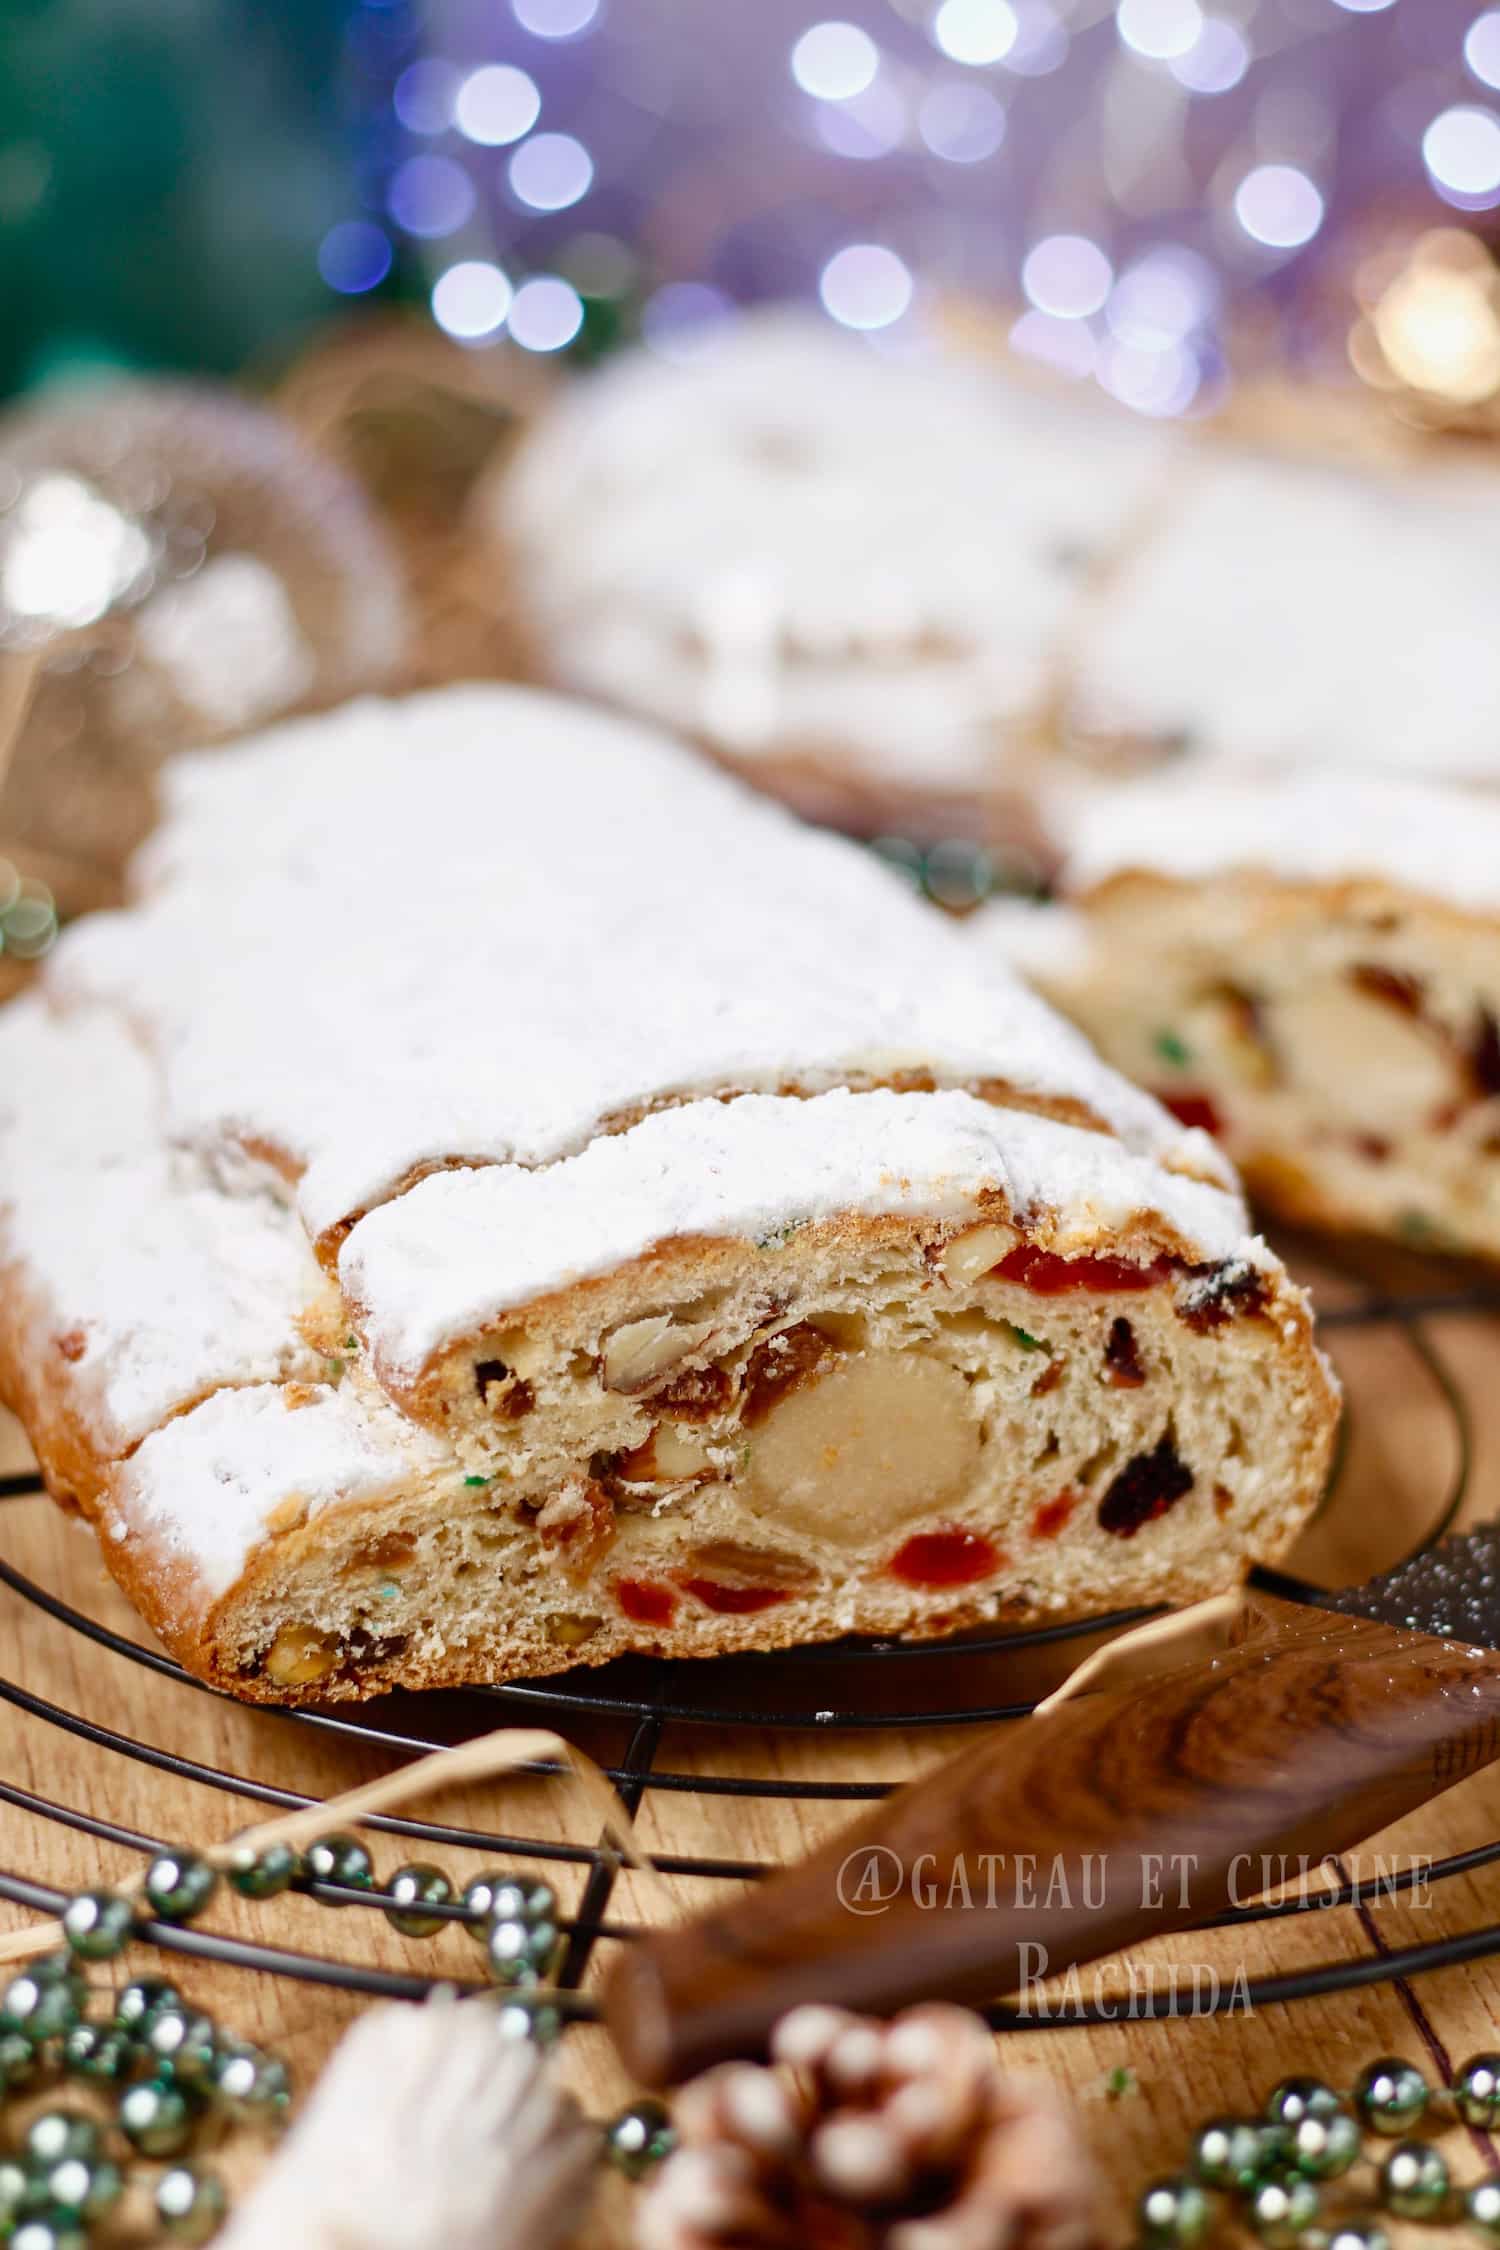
xmin=455 ymin=64 xmax=541 ymax=146
xmin=508 ymin=132 xmax=594 ymax=211
xmin=791 ymin=21 xmax=879 ymax=100
xmin=508 ymin=275 xmax=586 ymax=351
xmin=430 ymin=261 xmax=513 ymax=340
xmin=918 ymin=81 xmax=1006 ymax=161
xmin=1116 ymin=0 xmax=1202 ymax=64
xmin=932 ymin=0 xmax=1018 ymax=67
xmin=1369 ymin=237 xmax=1500 ymax=405
xmin=1021 ymin=234 xmax=1113 ymax=319
xmin=819 ymin=243 xmax=914 ymax=328
xmin=2 ymin=476 xmax=154 ymax=629
xmin=1423 ymin=105 xmax=1500 ymax=205
xmin=1233 ymin=164 xmax=1324 ymax=249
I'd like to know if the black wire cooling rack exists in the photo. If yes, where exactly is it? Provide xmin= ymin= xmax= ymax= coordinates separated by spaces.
xmin=4 ymin=1245 xmax=1500 ymax=2036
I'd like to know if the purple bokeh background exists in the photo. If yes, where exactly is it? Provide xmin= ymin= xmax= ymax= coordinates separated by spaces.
xmin=342 ymin=0 xmax=1500 ymax=408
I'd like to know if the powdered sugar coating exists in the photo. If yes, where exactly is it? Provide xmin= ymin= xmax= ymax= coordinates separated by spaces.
xmin=343 ymin=1086 xmax=1258 ymax=1379
xmin=1069 ymin=448 xmax=1500 ymax=777
xmin=0 ymin=999 xmax=325 ymax=1453
xmin=49 ymin=683 xmax=1217 ymax=1241
xmin=1051 ymin=771 xmax=1500 ymax=917
xmin=110 ymin=1378 xmax=452 ymax=1599
xmin=495 ymin=312 xmax=1177 ymax=786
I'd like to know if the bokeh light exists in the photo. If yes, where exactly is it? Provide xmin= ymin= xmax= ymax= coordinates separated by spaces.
xmin=791 ymin=21 xmax=880 ymax=100
xmin=1022 ymin=233 xmax=1113 ymax=318
xmin=932 ymin=0 xmax=1018 ymax=68
xmin=317 ymin=220 xmax=393 ymax=296
xmin=818 ymin=243 xmax=914 ymax=328
xmin=508 ymin=132 xmax=594 ymax=211
xmin=1233 ymin=163 xmax=1324 ymax=248
xmin=815 ymin=79 xmax=907 ymax=159
xmin=1116 ymin=0 xmax=1203 ymax=64
xmin=455 ymin=65 xmax=542 ymax=146
xmin=387 ymin=154 xmax=476 ymax=238
xmin=1169 ymin=17 xmax=1249 ymax=94
xmin=508 ymin=274 xmax=586 ymax=350
xmin=511 ymin=0 xmax=600 ymax=37
xmin=1423 ymin=105 xmax=1500 ymax=206
xmin=430 ymin=261 xmax=513 ymax=340
xmin=918 ymin=81 xmax=1007 ymax=161
xmin=1468 ymin=14 xmax=1500 ymax=93
xmin=393 ymin=59 xmax=458 ymax=135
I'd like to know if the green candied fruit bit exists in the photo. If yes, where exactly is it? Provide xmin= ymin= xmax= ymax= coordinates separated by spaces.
xmin=1106 ymin=2065 xmax=1139 ymax=2099
xmin=463 ymin=1475 xmax=489 ymax=1488
xmin=1154 ymin=1028 xmax=1193 ymax=1069
xmin=1009 ymin=1325 xmax=1043 ymax=1353
xmin=379 ymin=1582 xmax=401 ymax=1601
xmin=342 ymin=1336 xmax=358 ymax=1350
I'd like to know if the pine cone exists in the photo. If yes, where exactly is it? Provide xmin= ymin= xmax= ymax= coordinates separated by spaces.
xmin=635 ymin=2003 xmax=1100 ymax=2250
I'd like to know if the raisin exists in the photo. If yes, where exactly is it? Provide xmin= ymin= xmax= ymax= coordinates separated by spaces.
xmin=1177 ymin=1259 xmax=1268 ymax=1334
xmin=1472 ymin=1006 xmax=1500 ymax=1099
xmin=1097 ymin=1436 xmax=1194 ymax=1538
xmin=652 ymin=1363 xmax=732 ymax=1421
xmin=741 ymin=1323 xmax=836 ymax=1427
xmin=474 ymin=1359 xmax=533 ymax=1419
xmin=1351 ymin=962 xmax=1425 ymax=1016
xmin=1103 ymin=1317 xmax=1146 ymax=1388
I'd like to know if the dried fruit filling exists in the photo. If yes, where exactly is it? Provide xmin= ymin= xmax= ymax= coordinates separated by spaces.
xmin=997 ymin=1245 xmax=1171 ymax=1295
xmin=888 ymin=1530 xmax=1002 ymax=1588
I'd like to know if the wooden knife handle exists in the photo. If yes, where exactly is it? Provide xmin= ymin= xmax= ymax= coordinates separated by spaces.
xmin=606 ymin=1595 xmax=1500 ymax=2085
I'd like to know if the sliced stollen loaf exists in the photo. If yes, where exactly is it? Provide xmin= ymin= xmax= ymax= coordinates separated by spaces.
xmin=485 ymin=311 xmax=1178 ymax=839
xmin=978 ymin=772 xmax=1500 ymax=1263
xmin=0 ymin=685 xmax=1336 ymax=1702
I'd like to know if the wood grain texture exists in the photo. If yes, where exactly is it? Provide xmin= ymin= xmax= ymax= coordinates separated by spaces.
xmin=2 ymin=1233 xmax=1500 ymax=2246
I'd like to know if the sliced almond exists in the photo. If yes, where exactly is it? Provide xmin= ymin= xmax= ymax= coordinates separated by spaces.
xmin=619 ymin=1424 xmax=714 ymax=1482
xmin=941 ymin=1223 xmax=1013 ymax=1286
xmin=602 ymin=1314 xmax=718 ymax=1395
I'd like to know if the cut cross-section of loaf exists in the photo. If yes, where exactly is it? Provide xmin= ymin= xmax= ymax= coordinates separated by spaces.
xmin=981 ymin=772 xmax=1500 ymax=1264
xmin=0 ymin=685 xmax=1337 ymax=1701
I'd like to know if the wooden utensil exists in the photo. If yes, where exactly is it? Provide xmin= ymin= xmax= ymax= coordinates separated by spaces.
xmin=605 ymin=1528 xmax=1500 ymax=2085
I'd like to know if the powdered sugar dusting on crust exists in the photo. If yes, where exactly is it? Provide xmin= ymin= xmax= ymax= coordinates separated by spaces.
xmin=47 ymin=683 xmax=1216 ymax=1240
xmin=1069 ymin=448 xmax=1500 ymax=778
xmin=110 ymin=1378 xmax=452 ymax=1600
xmin=1053 ymin=771 xmax=1500 ymax=918
xmin=0 ymin=999 xmax=326 ymax=1453
xmin=495 ymin=312 xmax=1177 ymax=786
xmin=343 ymin=1087 xmax=1258 ymax=1380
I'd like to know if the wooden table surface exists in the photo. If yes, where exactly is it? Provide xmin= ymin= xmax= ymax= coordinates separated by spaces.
xmin=4 ymin=1229 xmax=1500 ymax=2247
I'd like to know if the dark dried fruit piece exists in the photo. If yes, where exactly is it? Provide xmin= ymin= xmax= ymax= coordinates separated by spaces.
xmin=1103 ymin=1317 xmax=1146 ymax=1388
xmin=741 ymin=1323 xmax=836 ymax=1427
xmin=1351 ymin=962 xmax=1426 ymax=1016
xmin=652 ymin=1363 xmax=732 ymax=1422
xmin=473 ymin=1358 xmax=534 ymax=1419
xmin=1471 ymin=1006 xmax=1500 ymax=1100
xmin=1097 ymin=1435 xmax=1193 ymax=1538
xmin=999 ymin=1245 xmax=1171 ymax=1296
xmin=1158 ymin=1090 xmax=1223 ymax=1137
xmin=1177 ymin=1258 xmax=1268 ymax=1334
